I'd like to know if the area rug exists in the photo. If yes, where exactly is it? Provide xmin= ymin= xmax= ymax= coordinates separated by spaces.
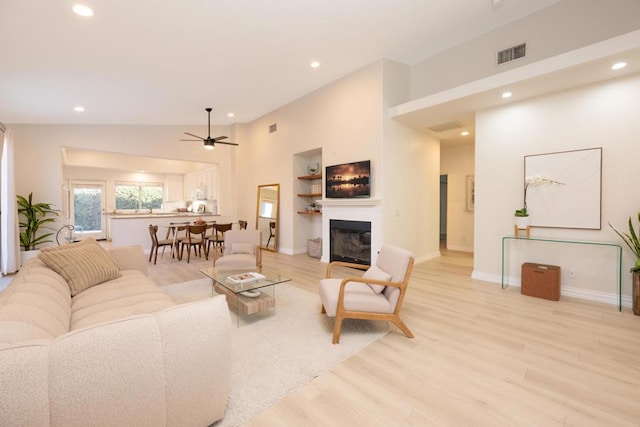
xmin=161 ymin=279 xmax=389 ymax=427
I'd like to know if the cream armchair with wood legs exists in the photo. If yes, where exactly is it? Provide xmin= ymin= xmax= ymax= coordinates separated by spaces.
xmin=319 ymin=244 xmax=415 ymax=344
xmin=213 ymin=230 xmax=262 ymax=269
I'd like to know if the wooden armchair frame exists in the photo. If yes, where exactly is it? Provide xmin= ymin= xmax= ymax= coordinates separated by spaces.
xmin=321 ymin=258 xmax=415 ymax=344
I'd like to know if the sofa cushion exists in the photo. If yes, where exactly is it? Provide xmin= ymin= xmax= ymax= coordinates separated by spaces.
xmin=70 ymin=270 xmax=175 ymax=330
xmin=39 ymin=238 xmax=121 ymax=296
xmin=0 ymin=258 xmax=72 ymax=344
xmin=318 ymin=278 xmax=393 ymax=317
xmin=214 ymin=254 xmax=257 ymax=269
xmin=362 ymin=265 xmax=392 ymax=294
xmin=230 ymin=243 xmax=254 ymax=255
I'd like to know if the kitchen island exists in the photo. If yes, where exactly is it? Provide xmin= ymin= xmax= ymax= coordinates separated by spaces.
xmin=109 ymin=213 xmax=234 ymax=252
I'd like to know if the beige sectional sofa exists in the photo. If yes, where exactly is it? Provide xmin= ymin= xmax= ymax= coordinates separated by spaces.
xmin=0 ymin=241 xmax=231 ymax=427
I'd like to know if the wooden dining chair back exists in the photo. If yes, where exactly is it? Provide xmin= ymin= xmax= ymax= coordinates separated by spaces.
xmin=148 ymin=224 xmax=174 ymax=264
xmin=318 ymin=244 xmax=415 ymax=344
xmin=266 ymin=221 xmax=276 ymax=247
xmin=207 ymin=223 xmax=233 ymax=256
xmin=180 ymin=223 xmax=208 ymax=263
xmin=166 ymin=221 xmax=190 ymax=244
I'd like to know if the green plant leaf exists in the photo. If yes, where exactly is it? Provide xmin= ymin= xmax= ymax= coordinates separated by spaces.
xmin=16 ymin=192 xmax=60 ymax=250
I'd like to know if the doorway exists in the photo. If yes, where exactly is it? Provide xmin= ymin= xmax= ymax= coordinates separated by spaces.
xmin=440 ymin=175 xmax=448 ymax=247
xmin=69 ymin=180 xmax=107 ymax=240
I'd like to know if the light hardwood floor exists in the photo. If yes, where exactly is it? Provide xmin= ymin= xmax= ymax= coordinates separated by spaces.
xmin=148 ymin=247 xmax=640 ymax=426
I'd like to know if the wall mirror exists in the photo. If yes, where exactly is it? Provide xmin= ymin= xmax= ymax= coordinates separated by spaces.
xmin=256 ymin=183 xmax=279 ymax=252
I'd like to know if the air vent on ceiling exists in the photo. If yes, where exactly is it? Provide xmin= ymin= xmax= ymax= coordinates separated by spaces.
xmin=428 ymin=121 xmax=463 ymax=133
xmin=269 ymin=123 xmax=277 ymax=133
xmin=496 ymin=43 xmax=526 ymax=65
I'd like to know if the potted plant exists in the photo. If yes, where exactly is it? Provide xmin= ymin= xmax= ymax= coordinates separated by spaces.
xmin=610 ymin=213 xmax=640 ymax=315
xmin=514 ymin=207 xmax=530 ymax=229
xmin=17 ymin=193 xmax=59 ymax=259
xmin=515 ymin=175 xmax=565 ymax=229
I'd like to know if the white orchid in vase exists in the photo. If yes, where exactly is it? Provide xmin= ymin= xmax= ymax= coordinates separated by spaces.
xmin=515 ymin=174 xmax=565 ymax=217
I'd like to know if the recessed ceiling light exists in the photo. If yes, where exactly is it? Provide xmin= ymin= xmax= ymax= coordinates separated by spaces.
xmin=461 ymin=131 xmax=470 ymax=136
xmin=310 ymin=61 xmax=320 ymax=69
xmin=611 ymin=62 xmax=627 ymax=70
xmin=73 ymin=106 xmax=85 ymax=112
xmin=501 ymin=91 xmax=512 ymax=98
xmin=227 ymin=112 xmax=235 ymax=118
xmin=72 ymin=4 xmax=94 ymax=17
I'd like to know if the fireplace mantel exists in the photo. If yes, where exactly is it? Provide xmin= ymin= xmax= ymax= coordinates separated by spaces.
xmin=318 ymin=198 xmax=381 ymax=207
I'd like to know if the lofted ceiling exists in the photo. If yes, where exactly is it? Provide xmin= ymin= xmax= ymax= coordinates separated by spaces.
xmin=0 ymin=0 xmax=562 ymax=126
xmin=392 ymin=35 xmax=640 ymax=145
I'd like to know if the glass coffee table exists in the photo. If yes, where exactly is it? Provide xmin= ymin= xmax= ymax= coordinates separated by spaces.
xmin=199 ymin=267 xmax=290 ymax=326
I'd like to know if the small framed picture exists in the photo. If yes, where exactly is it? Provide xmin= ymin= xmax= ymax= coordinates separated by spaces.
xmin=197 ymin=204 xmax=206 ymax=213
xmin=466 ymin=175 xmax=475 ymax=212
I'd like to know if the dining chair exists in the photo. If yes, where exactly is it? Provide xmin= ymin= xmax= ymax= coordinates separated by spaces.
xmin=206 ymin=223 xmax=233 ymax=256
xmin=318 ymin=244 xmax=415 ymax=344
xmin=148 ymin=225 xmax=174 ymax=264
xmin=238 ymin=220 xmax=248 ymax=230
xmin=266 ymin=221 xmax=276 ymax=247
xmin=179 ymin=223 xmax=208 ymax=263
xmin=166 ymin=221 xmax=190 ymax=246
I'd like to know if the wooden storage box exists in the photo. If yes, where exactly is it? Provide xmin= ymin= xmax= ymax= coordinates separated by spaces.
xmin=521 ymin=263 xmax=561 ymax=301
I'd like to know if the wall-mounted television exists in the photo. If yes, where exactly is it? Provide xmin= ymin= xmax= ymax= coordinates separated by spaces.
xmin=325 ymin=160 xmax=370 ymax=198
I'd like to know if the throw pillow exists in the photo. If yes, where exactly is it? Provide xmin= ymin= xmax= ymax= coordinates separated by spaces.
xmin=38 ymin=238 xmax=122 ymax=296
xmin=231 ymin=243 xmax=254 ymax=255
xmin=362 ymin=265 xmax=392 ymax=294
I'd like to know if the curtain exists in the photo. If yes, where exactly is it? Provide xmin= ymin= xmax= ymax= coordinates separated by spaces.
xmin=1 ymin=128 xmax=20 ymax=274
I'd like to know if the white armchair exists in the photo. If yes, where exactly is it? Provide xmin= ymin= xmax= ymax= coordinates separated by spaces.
xmin=213 ymin=230 xmax=262 ymax=269
xmin=319 ymin=244 xmax=415 ymax=344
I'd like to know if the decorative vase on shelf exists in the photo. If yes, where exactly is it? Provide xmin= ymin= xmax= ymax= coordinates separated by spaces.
xmin=307 ymin=162 xmax=319 ymax=175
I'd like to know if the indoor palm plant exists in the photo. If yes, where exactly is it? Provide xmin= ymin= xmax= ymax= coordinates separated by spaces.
xmin=610 ymin=213 xmax=640 ymax=315
xmin=17 ymin=192 xmax=59 ymax=251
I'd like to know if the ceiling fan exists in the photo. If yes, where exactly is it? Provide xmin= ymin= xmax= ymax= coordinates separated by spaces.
xmin=181 ymin=107 xmax=238 ymax=150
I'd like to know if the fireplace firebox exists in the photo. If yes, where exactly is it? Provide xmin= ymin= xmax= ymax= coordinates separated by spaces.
xmin=329 ymin=219 xmax=371 ymax=266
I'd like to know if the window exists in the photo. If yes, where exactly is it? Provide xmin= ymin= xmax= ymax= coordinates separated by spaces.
xmin=115 ymin=182 xmax=163 ymax=210
xmin=259 ymin=200 xmax=274 ymax=218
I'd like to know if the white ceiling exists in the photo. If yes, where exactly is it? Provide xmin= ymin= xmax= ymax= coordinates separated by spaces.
xmin=0 ymin=0 xmax=562 ymax=126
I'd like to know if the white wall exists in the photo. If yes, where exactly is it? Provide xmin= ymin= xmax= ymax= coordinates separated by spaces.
xmin=441 ymin=143 xmax=475 ymax=252
xmin=382 ymin=60 xmax=441 ymax=262
xmin=410 ymin=0 xmax=640 ymax=99
xmin=236 ymin=61 xmax=387 ymax=255
xmin=473 ymin=73 xmax=640 ymax=305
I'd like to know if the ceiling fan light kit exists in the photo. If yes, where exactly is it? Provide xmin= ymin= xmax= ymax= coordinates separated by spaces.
xmin=180 ymin=107 xmax=238 ymax=149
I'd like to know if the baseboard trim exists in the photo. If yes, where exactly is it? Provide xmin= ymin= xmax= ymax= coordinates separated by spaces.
xmin=472 ymin=270 xmax=630 ymax=309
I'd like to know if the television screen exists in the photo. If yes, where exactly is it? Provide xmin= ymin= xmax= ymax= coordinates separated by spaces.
xmin=325 ymin=160 xmax=370 ymax=198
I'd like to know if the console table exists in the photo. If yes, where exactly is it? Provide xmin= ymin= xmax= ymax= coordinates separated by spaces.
xmin=501 ymin=236 xmax=623 ymax=311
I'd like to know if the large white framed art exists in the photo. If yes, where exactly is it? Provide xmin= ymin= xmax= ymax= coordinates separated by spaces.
xmin=524 ymin=147 xmax=602 ymax=230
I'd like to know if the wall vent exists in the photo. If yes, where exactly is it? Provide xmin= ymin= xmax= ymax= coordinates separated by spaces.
xmin=269 ymin=123 xmax=277 ymax=133
xmin=428 ymin=121 xmax=463 ymax=133
xmin=496 ymin=43 xmax=526 ymax=65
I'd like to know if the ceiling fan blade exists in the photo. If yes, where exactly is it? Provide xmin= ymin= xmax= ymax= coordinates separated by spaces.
xmin=184 ymin=132 xmax=205 ymax=140
xmin=216 ymin=141 xmax=239 ymax=146
xmin=180 ymin=139 xmax=202 ymax=142
xmin=212 ymin=136 xmax=228 ymax=141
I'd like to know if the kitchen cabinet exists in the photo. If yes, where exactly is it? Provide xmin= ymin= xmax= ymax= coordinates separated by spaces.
xmin=164 ymin=174 xmax=184 ymax=201
xmin=184 ymin=166 xmax=217 ymax=200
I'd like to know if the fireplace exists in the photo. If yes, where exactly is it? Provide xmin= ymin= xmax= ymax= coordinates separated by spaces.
xmin=330 ymin=219 xmax=371 ymax=266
